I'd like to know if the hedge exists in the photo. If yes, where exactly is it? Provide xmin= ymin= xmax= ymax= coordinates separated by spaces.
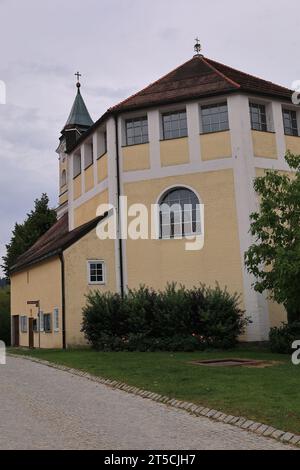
xmin=269 ymin=322 xmax=300 ymax=354
xmin=81 ymin=284 xmax=248 ymax=352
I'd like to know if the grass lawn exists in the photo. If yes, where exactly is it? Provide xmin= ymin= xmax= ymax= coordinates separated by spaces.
xmin=9 ymin=347 xmax=300 ymax=435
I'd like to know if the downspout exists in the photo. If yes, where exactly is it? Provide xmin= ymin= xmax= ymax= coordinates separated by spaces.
xmin=59 ymin=252 xmax=67 ymax=349
xmin=114 ymin=114 xmax=124 ymax=297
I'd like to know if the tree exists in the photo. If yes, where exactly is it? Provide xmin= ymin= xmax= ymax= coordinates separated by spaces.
xmin=245 ymin=152 xmax=300 ymax=324
xmin=2 ymin=194 xmax=57 ymax=278
xmin=0 ymin=286 xmax=10 ymax=345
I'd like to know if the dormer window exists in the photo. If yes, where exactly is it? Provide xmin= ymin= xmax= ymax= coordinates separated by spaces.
xmin=125 ymin=117 xmax=148 ymax=146
xmin=250 ymin=103 xmax=267 ymax=132
xmin=283 ymin=109 xmax=299 ymax=136
xmin=162 ymin=110 xmax=188 ymax=140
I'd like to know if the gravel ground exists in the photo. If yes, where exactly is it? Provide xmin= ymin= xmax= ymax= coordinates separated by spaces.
xmin=0 ymin=356 xmax=294 ymax=450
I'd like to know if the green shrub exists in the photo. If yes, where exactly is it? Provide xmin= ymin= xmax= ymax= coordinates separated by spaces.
xmin=81 ymin=284 xmax=248 ymax=352
xmin=269 ymin=322 xmax=300 ymax=354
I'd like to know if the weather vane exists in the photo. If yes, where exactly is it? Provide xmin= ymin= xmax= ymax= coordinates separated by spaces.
xmin=75 ymin=71 xmax=82 ymax=88
xmin=194 ymin=38 xmax=202 ymax=56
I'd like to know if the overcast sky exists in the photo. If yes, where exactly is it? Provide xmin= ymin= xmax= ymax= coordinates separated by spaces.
xmin=0 ymin=0 xmax=299 ymax=275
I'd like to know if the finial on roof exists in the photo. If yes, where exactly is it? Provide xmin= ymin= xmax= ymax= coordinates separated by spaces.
xmin=75 ymin=71 xmax=82 ymax=89
xmin=194 ymin=38 xmax=202 ymax=56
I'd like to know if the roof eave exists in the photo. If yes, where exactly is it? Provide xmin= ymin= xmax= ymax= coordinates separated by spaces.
xmin=10 ymin=213 xmax=108 ymax=275
xmin=66 ymin=88 xmax=293 ymax=155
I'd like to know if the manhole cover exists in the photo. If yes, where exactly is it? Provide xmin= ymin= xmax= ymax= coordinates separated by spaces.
xmin=190 ymin=359 xmax=269 ymax=368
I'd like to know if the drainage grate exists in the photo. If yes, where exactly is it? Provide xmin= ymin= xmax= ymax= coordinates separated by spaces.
xmin=190 ymin=358 xmax=269 ymax=368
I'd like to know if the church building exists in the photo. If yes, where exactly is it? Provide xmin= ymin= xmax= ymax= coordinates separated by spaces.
xmin=10 ymin=44 xmax=297 ymax=348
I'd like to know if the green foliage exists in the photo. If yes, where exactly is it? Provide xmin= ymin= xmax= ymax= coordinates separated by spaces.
xmin=269 ymin=322 xmax=300 ymax=354
xmin=1 ymin=194 xmax=57 ymax=278
xmin=81 ymin=284 xmax=248 ymax=352
xmin=245 ymin=152 xmax=300 ymax=323
xmin=0 ymin=286 xmax=10 ymax=345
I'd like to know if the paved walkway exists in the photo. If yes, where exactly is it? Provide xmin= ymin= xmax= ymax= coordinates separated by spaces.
xmin=0 ymin=356 xmax=293 ymax=450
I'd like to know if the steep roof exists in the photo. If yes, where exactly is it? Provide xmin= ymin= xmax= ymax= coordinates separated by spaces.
xmin=64 ymin=85 xmax=94 ymax=131
xmin=110 ymin=55 xmax=292 ymax=113
xmin=10 ymin=213 xmax=107 ymax=274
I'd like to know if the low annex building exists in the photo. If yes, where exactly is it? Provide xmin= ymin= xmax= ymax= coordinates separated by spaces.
xmin=10 ymin=46 xmax=297 ymax=348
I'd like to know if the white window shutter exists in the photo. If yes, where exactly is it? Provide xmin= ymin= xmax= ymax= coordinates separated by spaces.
xmin=39 ymin=311 xmax=44 ymax=332
xmin=53 ymin=308 xmax=59 ymax=332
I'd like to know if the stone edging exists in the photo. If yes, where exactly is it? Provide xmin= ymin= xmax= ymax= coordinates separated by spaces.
xmin=9 ymin=353 xmax=300 ymax=448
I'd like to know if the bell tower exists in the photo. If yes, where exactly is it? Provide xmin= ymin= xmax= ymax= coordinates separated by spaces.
xmin=56 ymin=73 xmax=94 ymax=219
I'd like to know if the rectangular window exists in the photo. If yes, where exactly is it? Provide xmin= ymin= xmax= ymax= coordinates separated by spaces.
xmin=84 ymin=142 xmax=93 ymax=169
xmin=39 ymin=311 xmax=44 ymax=332
xmin=73 ymin=152 xmax=81 ymax=178
xmin=283 ymin=109 xmax=298 ymax=136
xmin=201 ymin=103 xmax=229 ymax=133
xmin=43 ymin=314 xmax=52 ymax=333
xmin=250 ymin=103 xmax=267 ymax=132
xmin=126 ymin=117 xmax=148 ymax=146
xmin=88 ymin=260 xmax=105 ymax=285
xmin=20 ymin=316 xmax=28 ymax=333
xmin=53 ymin=308 xmax=59 ymax=332
xmin=104 ymin=131 xmax=107 ymax=154
xmin=162 ymin=110 xmax=188 ymax=140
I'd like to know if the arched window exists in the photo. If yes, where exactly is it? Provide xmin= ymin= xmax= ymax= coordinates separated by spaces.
xmin=159 ymin=187 xmax=201 ymax=239
xmin=61 ymin=169 xmax=67 ymax=187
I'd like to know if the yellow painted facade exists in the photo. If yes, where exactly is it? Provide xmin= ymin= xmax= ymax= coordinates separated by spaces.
xmin=200 ymin=131 xmax=232 ymax=161
xmin=122 ymin=144 xmax=150 ymax=172
xmin=97 ymin=153 xmax=108 ymax=183
xmin=73 ymin=174 xmax=82 ymax=200
xmin=12 ymin=79 xmax=298 ymax=349
xmin=74 ymin=190 xmax=109 ymax=228
xmin=268 ymin=299 xmax=287 ymax=328
xmin=11 ymin=258 xmax=63 ymax=349
xmin=63 ymin=228 xmax=117 ymax=346
xmin=160 ymin=138 xmax=189 ymax=167
xmin=124 ymin=170 xmax=244 ymax=299
xmin=252 ymin=131 xmax=277 ymax=159
xmin=59 ymin=189 xmax=68 ymax=206
xmin=285 ymin=135 xmax=300 ymax=155
xmin=84 ymin=165 xmax=94 ymax=192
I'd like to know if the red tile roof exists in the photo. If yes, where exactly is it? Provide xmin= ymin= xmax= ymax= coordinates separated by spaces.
xmin=10 ymin=213 xmax=106 ymax=273
xmin=110 ymin=55 xmax=292 ymax=113
xmin=68 ymin=55 xmax=292 ymax=153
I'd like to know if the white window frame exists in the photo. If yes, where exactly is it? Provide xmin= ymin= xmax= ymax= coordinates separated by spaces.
xmin=20 ymin=316 xmax=28 ymax=333
xmin=155 ymin=185 xmax=203 ymax=241
xmin=249 ymin=98 xmax=274 ymax=133
xmin=43 ymin=313 xmax=52 ymax=333
xmin=61 ymin=169 xmax=67 ymax=188
xmin=73 ymin=151 xmax=81 ymax=178
xmin=87 ymin=260 xmax=106 ymax=285
xmin=39 ymin=310 xmax=44 ymax=332
xmin=84 ymin=141 xmax=93 ymax=169
xmin=53 ymin=308 xmax=59 ymax=332
xmin=200 ymin=101 xmax=229 ymax=134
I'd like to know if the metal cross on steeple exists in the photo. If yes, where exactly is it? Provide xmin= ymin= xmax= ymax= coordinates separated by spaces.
xmin=75 ymin=71 xmax=82 ymax=84
xmin=194 ymin=38 xmax=202 ymax=56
